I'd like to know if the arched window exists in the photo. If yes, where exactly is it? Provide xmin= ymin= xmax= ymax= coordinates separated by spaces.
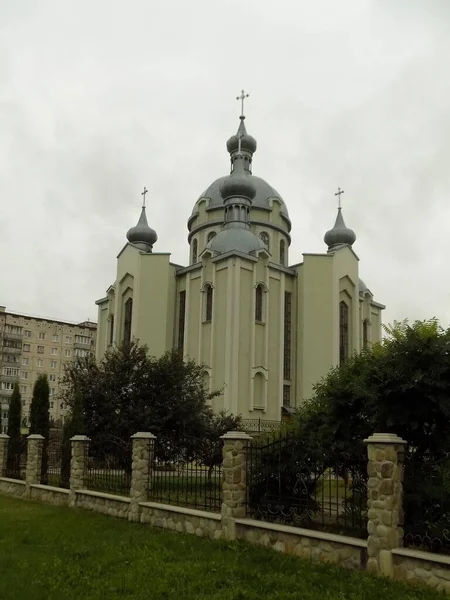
xmin=280 ymin=239 xmax=286 ymax=266
xmin=123 ymin=298 xmax=133 ymax=343
xmin=207 ymin=231 xmax=216 ymax=243
xmin=253 ymin=372 xmax=265 ymax=409
xmin=363 ymin=319 xmax=369 ymax=350
xmin=260 ymin=231 xmax=270 ymax=251
xmin=339 ymin=301 xmax=349 ymax=365
xmin=192 ymin=239 xmax=198 ymax=263
xmin=204 ymin=284 xmax=213 ymax=322
xmin=255 ymin=284 xmax=264 ymax=322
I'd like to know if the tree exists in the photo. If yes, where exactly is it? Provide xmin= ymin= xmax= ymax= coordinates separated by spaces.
xmin=6 ymin=383 xmax=22 ymax=475
xmin=29 ymin=374 xmax=50 ymax=438
xmin=59 ymin=340 xmax=226 ymax=447
xmin=61 ymin=385 xmax=85 ymax=487
xmin=29 ymin=373 xmax=50 ymax=482
xmin=290 ymin=319 xmax=450 ymax=537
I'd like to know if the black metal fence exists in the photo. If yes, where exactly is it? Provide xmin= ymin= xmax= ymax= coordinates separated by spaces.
xmin=247 ymin=431 xmax=367 ymax=538
xmin=86 ymin=433 xmax=132 ymax=496
xmin=41 ymin=429 xmax=70 ymax=489
xmin=403 ymin=453 xmax=450 ymax=554
xmin=148 ymin=436 xmax=222 ymax=512
xmin=4 ymin=437 xmax=27 ymax=480
xmin=241 ymin=419 xmax=281 ymax=435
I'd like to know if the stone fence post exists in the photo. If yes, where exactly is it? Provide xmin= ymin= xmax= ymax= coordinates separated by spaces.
xmin=221 ymin=430 xmax=253 ymax=541
xmin=129 ymin=432 xmax=156 ymax=522
xmin=69 ymin=435 xmax=90 ymax=507
xmin=26 ymin=434 xmax=44 ymax=489
xmin=365 ymin=432 xmax=406 ymax=577
xmin=0 ymin=434 xmax=9 ymax=477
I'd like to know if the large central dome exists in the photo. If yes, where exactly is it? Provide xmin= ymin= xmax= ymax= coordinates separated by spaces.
xmin=195 ymin=175 xmax=289 ymax=219
xmin=188 ymin=116 xmax=290 ymax=230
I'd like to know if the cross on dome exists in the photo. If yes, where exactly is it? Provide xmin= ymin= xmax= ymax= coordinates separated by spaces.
xmin=236 ymin=89 xmax=249 ymax=119
xmin=335 ymin=187 xmax=344 ymax=209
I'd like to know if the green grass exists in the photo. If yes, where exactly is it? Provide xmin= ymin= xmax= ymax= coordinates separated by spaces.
xmin=0 ymin=496 xmax=444 ymax=600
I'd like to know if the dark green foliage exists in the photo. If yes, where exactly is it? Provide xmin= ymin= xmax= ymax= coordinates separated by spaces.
xmin=61 ymin=385 xmax=85 ymax=486
xmin=59 ymin=341 xmax=235 ymax=460
xmin=29 ymin=373 xmax=50 ymax=482
xmin=6 ymin=383 xmax=22 ymax=475
xmin=292 ymin=319 xmax=450 ymax=543
xmin=29 ymin=373 xmax=50 ymax=438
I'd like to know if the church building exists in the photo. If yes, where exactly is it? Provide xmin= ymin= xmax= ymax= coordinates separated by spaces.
xmin=95 ymin=98 xmax=385 ymax=422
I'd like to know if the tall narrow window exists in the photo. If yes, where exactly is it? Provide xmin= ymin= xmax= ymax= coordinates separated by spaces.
xmin=339 ymin=301 xmax=349 ymax=365
xmin=260 ymin=231 xmax=270 ymax=251
xmin=192 ymin=239 xmax=198 ymax=263
xmin=123 ymin=298 xmax=133 ymax=343
xmin=178 ymin=291 xmax=186 ymax=351
xmin=363 ymin=319 xmax=369 ymax=350
xmin=283 ymin=292 xmax=292 ymax=380
xmin=204 ymin=285 xmax=213 ymax=322
xmin=280 ymin=239 xmax=286 ymax=266
xmin=255 ymin=285 xmax=263 ymax=322
xmin=109 ymin=315 xmax=114 ymax=345
xmin=283 ymin=384 xmax=291 ymax=407
xmin=207 ymin=231 xmax=216 ymax=243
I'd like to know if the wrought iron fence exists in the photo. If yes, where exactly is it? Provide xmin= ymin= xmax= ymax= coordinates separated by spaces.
xmin=403 ymin=453 xmax=450 ymax=554
xmin=86 ymin=433 xmax=132 ymax=496
xmin=241 ymin=419 xmax=282 ymax=434
xmin=40 ymin=429 xmax=70 ymax=489
xmin=148 ymin=436 xmax=222 ymax=512
xmin=247 ymin=431 xmax=367 ymax=538
xmin=4 ymin=437 xmax=27 ymax=480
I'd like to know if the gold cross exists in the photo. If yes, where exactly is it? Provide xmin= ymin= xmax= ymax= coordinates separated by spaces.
xmin=236 ymin=89 xmax=249 ymax=118
xmin=335 ymin=187 xmax=344 ymax=209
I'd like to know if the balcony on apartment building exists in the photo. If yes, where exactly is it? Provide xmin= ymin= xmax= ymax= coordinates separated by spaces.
xmin=1 ymin=331 xmax=23 ymax=341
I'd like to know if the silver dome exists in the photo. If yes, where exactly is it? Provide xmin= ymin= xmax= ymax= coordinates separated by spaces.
xmin=207 ymin=227 xmax=267 ymax=256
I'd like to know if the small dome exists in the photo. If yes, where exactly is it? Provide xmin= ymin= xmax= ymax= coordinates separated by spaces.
xmin=207 ymin=227 xmax=266 ymax=256
xmin=227 ymin=118 xmax=257 ymax=154
xmin=359 ymin=278 xmax=372 ymax=295
xmin=127 ymin=207 xmax=157 ymax=250
xmin=220 ymin=156 xmax=256 ymax=201
xmin=324 ymin=208 xmax=356 ymax=250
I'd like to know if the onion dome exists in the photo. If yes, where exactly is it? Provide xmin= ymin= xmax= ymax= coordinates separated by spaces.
xmin=220 ymin=154 xmax=256 ymax=201
xmin=324 ymin=208 xmax=356 ymax=251
xmin=207 ymin=227 xmax=266 ymax=255
xmin=226 ymin=117 xmax=257 ymax=155
xmin=126 ymin=206 xmax=157 ymax=252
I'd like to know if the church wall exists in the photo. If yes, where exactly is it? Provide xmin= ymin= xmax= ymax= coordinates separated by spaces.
xmin=266 ymin=271 xmax=283 ymax=420
xmin=210 ymin=264 xmax=228 ymax=413
xmin=133 ymin=254 xmax=176 ymax=357
xmin=299 ymin=254 xmax=335 ymax=402
xmin=237 ymin=264 xmax=253 ymax=418
xmin=186 ymin=272 xmax=202 ymax=363
xmin=96 ymin=302 xmax=109 ymax=359
xmin=334 ymin=246 xmax=360 ymax=356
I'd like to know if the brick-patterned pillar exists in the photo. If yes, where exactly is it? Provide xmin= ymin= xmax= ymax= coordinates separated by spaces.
xmin=0 ymin=434 xmax=9 ymax=477
xmin=69 ymin=435 xmax=90 ymax=507
xmin=365 ymin=432 xmax=407 ymax=577
xmin=26 ymin=434 xmax=44 ymax=488
xmin=221 ymin=431 xmax=252 ymax=541
xmin=129 ymin=432 xmax=156 ymax=522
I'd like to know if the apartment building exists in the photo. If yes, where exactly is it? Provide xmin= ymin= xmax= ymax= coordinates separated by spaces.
xmin=0 ymin=306 xmax=96 ymax=433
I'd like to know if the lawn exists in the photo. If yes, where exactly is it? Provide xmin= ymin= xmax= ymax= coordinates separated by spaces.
xmin=0 ymin=496 xmax=445 ymax=600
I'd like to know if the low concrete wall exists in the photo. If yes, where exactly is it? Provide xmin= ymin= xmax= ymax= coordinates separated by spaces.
xmin=235 ymin=518 xmax=367 ymax=570
xmin=29 ymin=484 xmax=70 ymax=507
xmin=0 ymin=477 xmax=27 ymax=499
xmin=75 ymin=490 xmax=130 ymax=519
xmin=393 ymin=548 xmax=450 ymax=593
xmin=139 ymin=502 xmax=223 ymax=540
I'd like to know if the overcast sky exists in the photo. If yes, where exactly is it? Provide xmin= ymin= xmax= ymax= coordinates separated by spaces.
xmin=1 ymin=0 xmax=449 ymax=328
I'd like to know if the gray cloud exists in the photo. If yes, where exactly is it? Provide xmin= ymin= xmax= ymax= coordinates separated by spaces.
xmin=0 ymin=0 xmax=449 ymax=327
